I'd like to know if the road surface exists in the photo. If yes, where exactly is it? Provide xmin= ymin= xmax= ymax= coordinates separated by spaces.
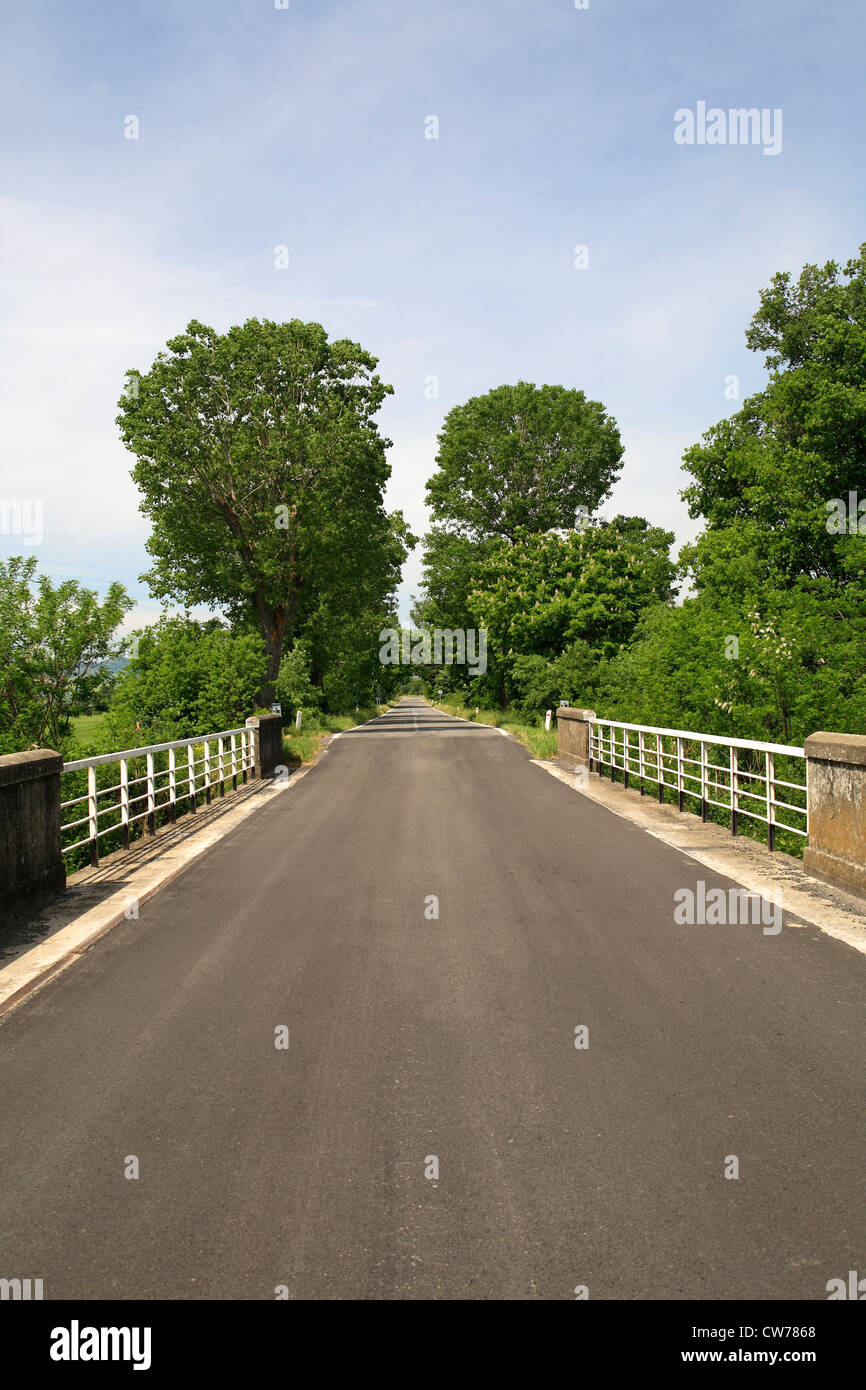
xmin=1 ymin=699 xmax=863 ymax=1299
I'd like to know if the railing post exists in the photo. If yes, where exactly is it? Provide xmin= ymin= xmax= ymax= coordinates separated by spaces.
xmin=677 ymin=736 xmax=685 ymax=812
xmin=188 ymin=743 xmax=196 ymax=814
xmin=204 ymin=740 xmax=212 ymax=805
xmin=87 ymin=764 xmax=99 ymax=867
xmin=701 ymin=741 xmax=708 ymax=822
xmin=218 ymin=737 xmax=225 ymax=797
xmin=730 ymin=746 xmax=739 ymax=836
xmin=168 ymin=746 xmax=177 ymax=823
xmin=230 ymin=733 xmax=238 ymax=791
xmin=638 ymin=730 xmax=645 ymax=795
xmin=657 ymin=734 xmax=664 ymax=802
xmin=146 ymin=751 xmax=156 ymax=835
xmin=766 ymin=751 xmax=775 ymax=851
xmin=623 ymin=729 xmax=630 ymax=789
xmin=120 ymin=757 xmax=130 ymax=850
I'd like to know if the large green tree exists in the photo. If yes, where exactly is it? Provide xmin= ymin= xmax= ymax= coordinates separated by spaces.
xmin=624 ymin=243 xmax=866 ymax=744
xmin=682 ymin=244 xmax=866 ymax=586
xmin=414 ymin=381 xmax=626 ymax=646
xmin=0 ymin=556 xmax=131 ymax=753
xmin=117 ymin=318 xmax=414 ymax=704
xmin=409 ymin=516 xmax=675 ymax=710
xmin=425 ymin=381 xmax=624 ymax=542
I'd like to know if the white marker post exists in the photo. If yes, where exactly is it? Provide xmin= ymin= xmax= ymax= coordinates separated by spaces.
xmin=545 ymin=710 xmax=552 ymax=731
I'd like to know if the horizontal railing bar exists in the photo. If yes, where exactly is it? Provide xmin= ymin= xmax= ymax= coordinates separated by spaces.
xmin=594 ymin=749 xmax=804 ymax=792
xmin=63 ymin=836 xmax=91 ymax=853
xmin=63 ymin=728 xmax=252 ymax=771
xmin=592 ymin=718 xmax=803 ymax=758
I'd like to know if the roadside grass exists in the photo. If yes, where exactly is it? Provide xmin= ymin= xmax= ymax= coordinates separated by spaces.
xmin=280 ymin=706 xmax=387 ymax=765
xmin=428 ymin=700 xmax=558 ymax=760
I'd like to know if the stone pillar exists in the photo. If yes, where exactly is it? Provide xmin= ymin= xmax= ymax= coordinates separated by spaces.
xmin=245 ymin=713 xmax=285 ymax=779
xmin=0 ymin=750 xmax=65 ymax=918
xmin=803 ymin=733 xmax=866 ymax=899
xmin=556 ymin=707 xmax=596 ymax=771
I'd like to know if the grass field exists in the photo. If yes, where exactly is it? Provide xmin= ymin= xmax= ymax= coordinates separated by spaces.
xmin=70 ymin=712 xmax=107 ymax=743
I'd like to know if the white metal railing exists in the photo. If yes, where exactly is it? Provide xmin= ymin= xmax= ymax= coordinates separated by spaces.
xmin=589 ymin=717 xmax=807 ymax=849
xmin=61 ymin=727 xmax=256 ymax=865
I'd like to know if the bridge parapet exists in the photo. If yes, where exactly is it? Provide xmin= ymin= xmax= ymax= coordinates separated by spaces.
xmin=555 ymin=707 xmax=596 ymax=771
xmin=803 ymin=733 xmax=866 ymax=898
xmin=0 ymin=749 xmax=65 ymax=917
xmin=245 ymin=713 xmax=284 ymax=779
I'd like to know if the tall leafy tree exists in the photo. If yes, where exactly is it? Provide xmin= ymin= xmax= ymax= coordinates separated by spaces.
xmin=682 ymin=244 xmax=866 ymax=586
xmin=0 ymin=556 xmax=131 ymax=753
xmin=426 ymin=381 xmax=624 ymax=542
xmin=415 ymin=381 xmax=625 ymax=643
xmin=614 ymin=243 xmax=866 ymax=744
xmin=117 ymin=318 xmax=414 ymax=703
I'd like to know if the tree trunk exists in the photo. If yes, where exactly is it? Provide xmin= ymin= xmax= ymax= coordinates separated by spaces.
xmin=255 ymin=600 xmax=291 ymax=707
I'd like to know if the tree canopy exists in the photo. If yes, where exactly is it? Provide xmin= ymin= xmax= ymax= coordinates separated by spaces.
xmin=682 ymin=244 xmax=866 ymax=586
xmin=0 ymin=556 xmax=131 ymax=753
xmin=595 ymin=244 xmax=866 ymax=745
xmin=425 ymin=381 xmax=624 ymax=542
xmin=469 ymin=517 xmax=676 ymax=663
xmin=117 ymin=317 xmax=414 ymax=703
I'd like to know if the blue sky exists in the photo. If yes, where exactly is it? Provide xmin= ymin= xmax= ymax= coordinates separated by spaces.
xmin=1 ymin=0 xmax=864 ymax=626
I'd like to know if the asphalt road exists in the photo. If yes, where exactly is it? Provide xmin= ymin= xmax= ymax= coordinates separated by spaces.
xmin=1 ymin=698 xmax=864 ymax=1300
